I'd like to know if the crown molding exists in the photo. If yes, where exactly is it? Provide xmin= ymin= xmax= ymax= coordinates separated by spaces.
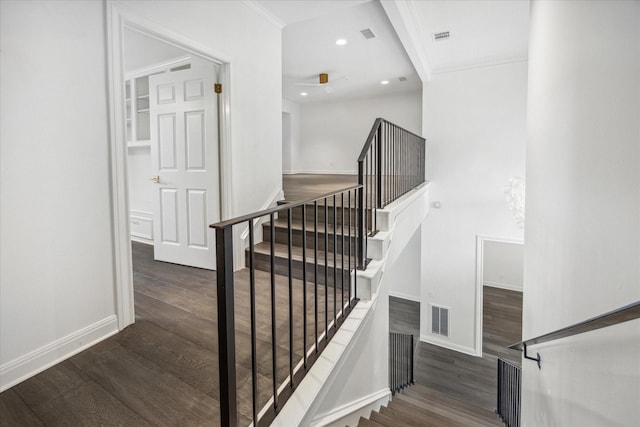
xmin=380 ymin=0 xmax=432 ymax=82
xmin=242 ymin=0 xmax=286 ymax=30
xmin=431 ymin=54 xmax=529 ymax=76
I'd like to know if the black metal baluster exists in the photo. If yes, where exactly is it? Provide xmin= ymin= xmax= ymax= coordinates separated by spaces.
xmin=215 ymin=226 xmax=237 ymax=427
xmin=248 ymin=221 xmax=258 ymax=425
xmin=357 ymin=162 xmax=364 ymax=269
xmin=348 ymin=190 xmax=352 ymax=305
xmin=314 ymin=201 xmax=318 ymax=352
xmin=333 ymin=194 xmax=337 ymax=326
xmin=341 ymin=192 xmax=344 ymax=316
xmin=270 ymin=213 xmax=278 ymax=411
xmin=301 ymin=205 xmax=307 ymax=367
xmin=287 ymin=209 xmax=294 ymax=388
xmin=324 ymin=198 xmax=328 ymax=340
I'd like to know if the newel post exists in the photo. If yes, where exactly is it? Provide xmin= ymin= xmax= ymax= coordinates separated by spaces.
xmin=215 ymin=225 xmax=237 ymax=426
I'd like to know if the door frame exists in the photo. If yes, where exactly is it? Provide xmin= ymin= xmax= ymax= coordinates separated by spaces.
xmin=474 ymin=235 xmax=524 ymax=356
xmin=106 ymin=2 xmax=233 ymax=330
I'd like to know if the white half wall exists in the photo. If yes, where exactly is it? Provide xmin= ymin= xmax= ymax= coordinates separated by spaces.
xmin=421 ymin=61 xmax=527 ymax=354
xmin=523 ymin=1 xmax=640 ymax=425
xmin=0 ymin=0 xmax=117 ymax=390
xmin=294 ymin=91 xmax=422 ymax=174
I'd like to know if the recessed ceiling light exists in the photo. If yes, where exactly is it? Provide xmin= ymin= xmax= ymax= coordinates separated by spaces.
xmin=336 ymin=39 xmax=347 ymax=46
xmin=300 ymin=92 xmax=308 ymax=96
xmin=381 ymin=80 xmax=389 ymax=85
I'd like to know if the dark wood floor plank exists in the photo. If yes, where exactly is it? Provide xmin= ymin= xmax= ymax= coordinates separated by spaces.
xmin=30 ymin=381 xmax=152 ymax=427
xmin=12 ymin=360 xmax=85 ymax=410
xmin=70 ymin=344 xmax=217 ymax=426
xmin=0 ymin=389 xmax=44 ymax=427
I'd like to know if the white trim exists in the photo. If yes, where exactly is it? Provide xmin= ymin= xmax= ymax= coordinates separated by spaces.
xmin=309 ymin=388 xmax=391 ymax=427
xmin=271 ymin=297 xmax=377 ymax=426
xmin=420 ymin=334 xmax=480 ymax=357
xmin=129 ymin=210 xmax=153 ymax=243
xmin=106 ymin=1 xmax=234 ymax=330
xmin=431 ymin=56 xmax=528 ymax=76
xmin=0 ymin=316 xmax=118 ymax=392
xmin=241 ymin=0 xmax=286 ymax=29
xmin=484 ymin=280 xmax=523 ymax=293
xmin=475 ymin=235 xmax=524 ymax=357
xmin=283 ymin=169 xmax=358 ymax=175
xmin=389 ymin=290 xmax=421 ymax=303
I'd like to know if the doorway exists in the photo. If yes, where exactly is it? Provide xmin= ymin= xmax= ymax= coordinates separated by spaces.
xmin=107 ymin=7 xmax=232 ymax=330
xmin=475 ymin=236 xmax=524 ymax=358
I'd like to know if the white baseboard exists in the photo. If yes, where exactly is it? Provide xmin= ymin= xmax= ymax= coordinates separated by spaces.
xmin=310 ymin=388 xmax=391 ymax=427
xmin=420 ymin=334 xmax=481 ymax=357
xmin=484 ymin=281 xmax=523 ymax=292
xmin=0 ymin=315 xmax=119 ymax=392
xmin=389 ymin=290 xmax=421 ymax=302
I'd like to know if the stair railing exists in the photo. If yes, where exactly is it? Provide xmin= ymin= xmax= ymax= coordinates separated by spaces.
xmin=496 ymin=358 xmax=521 ymax=427
xmin=211 ymin=185 xmax=362 ymax=427
xmin=389 ymin=332 xmax=415 ymax=395
xmin=497 ymin=300 xmax=640 ymax=427
xmin=357 ymin=118 xmax=426 ymax=267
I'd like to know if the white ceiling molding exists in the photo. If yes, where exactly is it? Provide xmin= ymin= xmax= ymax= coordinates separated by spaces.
xmin=242 ymin=0 xmax=286 ymax=29
xmin=380 ymin=0 xmax=433 ymax=82
xmin=431 ymin=54 xmax=529 ymax=76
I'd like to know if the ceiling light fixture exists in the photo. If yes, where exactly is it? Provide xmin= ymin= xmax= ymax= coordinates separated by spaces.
xmin=381 ymin=80 xmax=389 ymax=85
xmin=336 ymin=38 xmax=347 ymax=46
xmin=300 ymin=92 xmax=308 ymax=96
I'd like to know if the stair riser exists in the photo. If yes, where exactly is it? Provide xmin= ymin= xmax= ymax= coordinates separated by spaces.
xmin=263 ymin=226 xmax=358 ymax=256
xmin=278 ymin=204 xmax=371 ymax=228
xmin=249 ymin=251 xmax=352 ymax=287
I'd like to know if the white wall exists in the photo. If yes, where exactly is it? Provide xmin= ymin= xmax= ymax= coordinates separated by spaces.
xmin=483 ymin=240 xmax=524 ymax=291
xmin=522 ymin=1 xmax=640 ymax=425
xmin=388 ymin=226 xmax=422 ymax=302
xmin=282 ymin=99 xmax=301 ymax=174
xmin=0 ymin=0 xmax=283 ymax=391
xmin=294 ymin=91 xmax=422 ymax=174
xmin=0 ymin=0 xmax=117 ymax=390
xmin=420 ymin=61 xmax=527 ymax=354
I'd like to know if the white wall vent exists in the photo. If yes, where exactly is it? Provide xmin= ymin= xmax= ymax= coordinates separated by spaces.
xmin=432 ymin=31 xmax=450 ymax=41
xmin=360 ymin=28 xmax=376 ymax=40
xmin=431 ymin=305 xmax=449 ymax=337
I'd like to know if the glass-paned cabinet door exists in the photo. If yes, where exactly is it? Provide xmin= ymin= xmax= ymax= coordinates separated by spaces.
xmin=135 ymin=75 xmax=151 ymax=141
xmin=125 ymin=80 xmax=132 ymax=142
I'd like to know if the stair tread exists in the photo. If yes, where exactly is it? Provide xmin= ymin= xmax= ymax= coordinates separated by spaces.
xmin=397 ymin=385 xmax=500 ymax=424
xmin=266 ymin=218 xmax=358 ymax=236
xmin=380 ymin=402 xmax=455 ymax=426
xmin=356 ymin=416 xmax=386 ymax=427
xmin=252 ymin=241 xmax=355 ymax=269
xmin=387 ymin=395 xmax=496 ymax=427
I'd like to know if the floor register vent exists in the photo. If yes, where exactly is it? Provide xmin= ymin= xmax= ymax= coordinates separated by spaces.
xmin=431 ymin=305 xmax=449 ymax=337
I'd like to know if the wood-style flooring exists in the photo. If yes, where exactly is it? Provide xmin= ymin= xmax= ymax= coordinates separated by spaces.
xmin=0 ymin=242 xmax=337 ymax=426
xmin=391 ymin=286 xmax=522 ymax=413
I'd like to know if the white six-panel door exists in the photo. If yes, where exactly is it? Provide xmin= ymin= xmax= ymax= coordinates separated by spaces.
xmin=149 ymin=59 xmax=219 ymax=269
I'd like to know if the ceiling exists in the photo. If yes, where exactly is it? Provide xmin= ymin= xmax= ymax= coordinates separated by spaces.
xmin=255 ymin=0 xmax=530 ymax=104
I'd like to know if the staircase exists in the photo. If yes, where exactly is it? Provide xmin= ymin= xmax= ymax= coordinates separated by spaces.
xmin=357 ymin=384 xmax=502 ymax=427
xmin=247 ymin=198 xmax=359 ymax=287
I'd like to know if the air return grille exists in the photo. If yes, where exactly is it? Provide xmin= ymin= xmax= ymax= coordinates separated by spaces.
xmin=432 ymin=31 xmax=450 ymax=41
xmin=360 ymin=28 xmax=376 ymax=40
xmin=431 ymin=305 xmax=449 ymax=337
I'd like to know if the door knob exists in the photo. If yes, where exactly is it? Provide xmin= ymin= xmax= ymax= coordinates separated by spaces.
xmin=150 ymin=175 xmax=160 ymax=183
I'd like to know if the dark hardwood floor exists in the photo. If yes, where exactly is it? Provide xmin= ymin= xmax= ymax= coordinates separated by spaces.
xmin=0 ymin=242 xmax=338 ymax=427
